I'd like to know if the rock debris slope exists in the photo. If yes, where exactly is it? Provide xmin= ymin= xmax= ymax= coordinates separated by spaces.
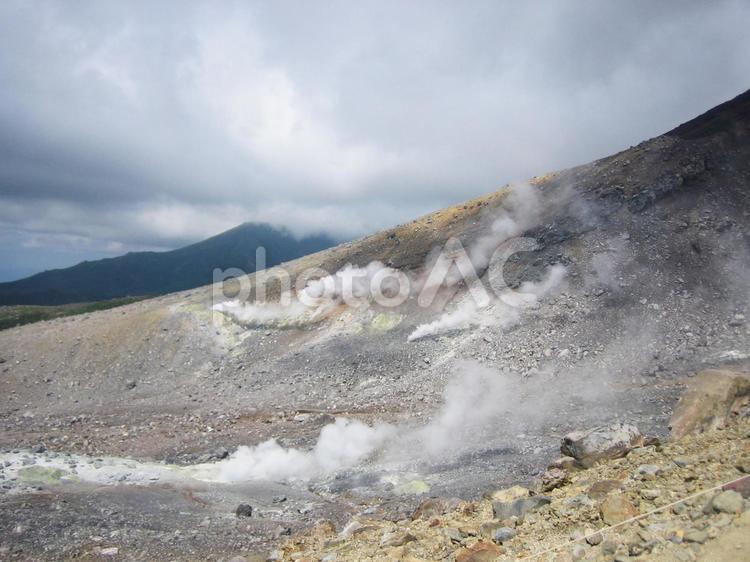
xmin=1 ymin=90 xmax=749 ymax=560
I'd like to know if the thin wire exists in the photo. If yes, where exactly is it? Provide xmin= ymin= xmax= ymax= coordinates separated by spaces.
xmin=516 ymin=474 xmax=749 ymax=560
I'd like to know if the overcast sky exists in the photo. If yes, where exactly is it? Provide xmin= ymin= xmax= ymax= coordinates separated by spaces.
xmin=0 ymin=1 xmax=748 ymax=281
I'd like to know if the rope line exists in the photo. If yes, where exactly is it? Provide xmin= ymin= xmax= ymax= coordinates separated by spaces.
xmin=515 ymin=474 xmax=749 ymax=560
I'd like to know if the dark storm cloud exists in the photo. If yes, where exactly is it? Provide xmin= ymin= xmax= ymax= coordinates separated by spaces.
xmin=0 ymin=0 xmax=748 ymax=279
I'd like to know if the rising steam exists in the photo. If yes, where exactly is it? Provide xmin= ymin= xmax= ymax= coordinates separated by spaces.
xmin=214 ymin=418 xmax=396 ymax=481
xmin=201 ymin=361 xmax=521 ymax=482
xmin=408 ymin=264 xmax=567 ymax=341
xmin=212 ymin=299 xmax=312 ymax=327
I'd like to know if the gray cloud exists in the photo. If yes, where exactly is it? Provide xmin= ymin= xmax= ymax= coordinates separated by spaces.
xmin=0 ymin=0 xmax=748 ymax=280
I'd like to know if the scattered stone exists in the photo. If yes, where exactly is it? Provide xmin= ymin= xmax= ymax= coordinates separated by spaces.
xmin=539 ymin=467 xmax=569 ymax=491
xmin=100 ymin=547 xmax=119 ymax=557
xmin=411 ymin=497 xmax=460 ymax=520
xmin=587 ymin=479 xmax=624 ymax=499
xmin=729 ymin=313 xmax=746 ymax=326
xmin=455 ymin=541 xmax=503 ymax=562
xmin=548 ymin=456 xmax=578 ymax=471
xmin=235 ymin=504 xmax=253 ymax=518
xmin=673 ymin=549 xmax=695 ymax=562
xmin=599 ymin=494 xmax=638 ymax=525
xmin=635 ymin=464 xmax=661 ymax=480
xmin=570 ymin=543 xmax=587 ymax=560
xmin=272 ymin=526 xmax=292 ymax=539
xmin=488 ymin=485 xmax=529 ymax=502
xmin=492 ymin=495 xmax=551 ymax=520
xmin=672 ymin=456 xmax=692 ymax=468
xmin=683 ymin=529 xmax=708 ymax=544
xmin=561 ymin=423 xmax=644 ymax=467
xmin=297 ymin=503 xmax=314 ymax=515
xmin=713 ymin=514 xmax=733 ymax=528
xmin=379 ymin=531 xmax=416 ymax=547
xmin=491 ymin=526 xmax=516 ymax=544
xmin=124 ymin=380 xmax=137 ymax=390
xmin=600 ymin=539 xmax=618 ymax=555
xmin=479 ymin=521 xmax=503 ymax=538
xmin=585 ymin=531 xmax=603 ymax=546
xmin=443 ymin=527 xmax=463 ymax=543
xmin=710 ymin=490 xmax=744 ymax=513
xmin=641 ymin=488 xmax=661 ymax=500
xmin=563 ymin=494 xmax=596 ymax=508
xmin=340 ymin=520 xmax=364 ymax=537
xmin=212 ymin=447 xmax=229 ymax=460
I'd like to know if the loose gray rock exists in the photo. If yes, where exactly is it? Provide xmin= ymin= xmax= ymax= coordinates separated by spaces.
xmin=600 ymin=539 xmax=618 ymax=555
xmin=443 ymin=527 xmax=463 ymax=543
xmin=570 ymin=543 xmax=587 ymax=560
xmin=710 ymin=490 xmax=744 ymax=514
xmin=492 ymin=527 xmax=516 ymax=543
xmin=672 ymin=456 xmax=692 ymax=468
xmin=561 ymin=423 xmax=644 ymax=467
xmin=585 ymin=531 xmax=603 ymax=546
xmin=493 ymin=496 xmax=551 ymax=520
xmin=235 ymin=503 xmax=253 ymax=517
xmin=379 ymin=531 xmax=416 ymax=547
xmin=683 ymin=529 xmax=708 ymax=544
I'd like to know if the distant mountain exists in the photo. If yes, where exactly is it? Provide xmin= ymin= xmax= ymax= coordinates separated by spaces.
xmin=0 ymin=223 xmax=337 ymax=305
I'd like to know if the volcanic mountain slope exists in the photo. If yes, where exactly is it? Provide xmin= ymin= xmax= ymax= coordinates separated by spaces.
xmin=0 ymin=222 xmax=336 ymax=305
xmin=0 ymin=90 xmax=749 ymax=560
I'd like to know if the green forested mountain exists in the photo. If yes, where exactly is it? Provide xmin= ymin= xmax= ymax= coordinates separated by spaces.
xmin=0 ymin=223 xmax=336 ymax=305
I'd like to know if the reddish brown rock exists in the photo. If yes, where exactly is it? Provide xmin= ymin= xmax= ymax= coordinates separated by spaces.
xmin=587 ymin=479 xmax=625 ymax=500
xmin=379 ymin=531 xmax=417 ymax=547
xmin=723 ymin=475 xmax=750 ymax=498
xmin=455 ymin=541 xmax=504 ymax=562
xmin=539 ymin=467 xmax=569 ymax=492
xmin=669 ymin=369 xmax=750 ymax=439
xmin=411 ymin=497 xmax=461 ymax=520
xmin=599 ymin=494 xmax=638 ymax=525
xmin=548 ymin=456 xmax=578 ymax=471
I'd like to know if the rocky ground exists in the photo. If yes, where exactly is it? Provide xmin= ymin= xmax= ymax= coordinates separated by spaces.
xmin=273 ymin=369 xmax=750 ymax=562
xmin=0 ymin=92 xmax=749 ymax=560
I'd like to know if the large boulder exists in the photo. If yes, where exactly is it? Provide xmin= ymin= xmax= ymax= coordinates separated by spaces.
xmin=669 ymin=369 xmax=750 ymax=439
xmin=561 ymin=423 xmax=644 ymax=467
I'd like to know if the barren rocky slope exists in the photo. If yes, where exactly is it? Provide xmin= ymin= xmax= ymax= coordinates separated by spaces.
xmin=277 ymin=369 xmax=750 ymax=562
xmin=1 ymin=90 xmax=749 ymax=560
